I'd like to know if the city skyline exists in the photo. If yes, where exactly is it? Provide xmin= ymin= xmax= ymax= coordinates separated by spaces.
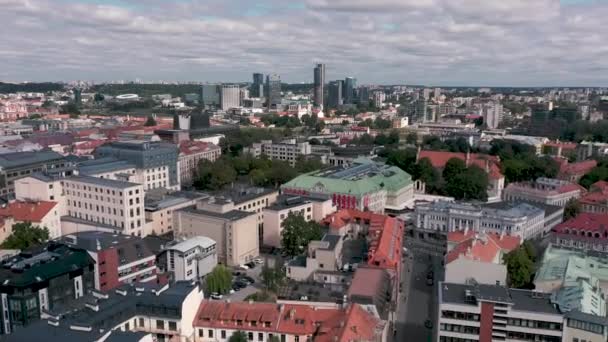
xmin=1 ymin=0 xmax=608 ymax=86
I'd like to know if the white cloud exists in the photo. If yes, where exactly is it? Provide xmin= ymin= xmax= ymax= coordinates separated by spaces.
xmin=0 ymin=0 xmax=606 ymax=85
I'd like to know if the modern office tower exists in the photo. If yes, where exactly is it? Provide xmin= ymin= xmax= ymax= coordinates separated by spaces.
xmin=343 ymin=77 xmax=356 ymax=104
xmin=328 ymin=80 xmax=343 ymax=109
xmin=200 ymin=84 xmax=220 ymax=107
xmin=251 ymin=73 xmax=264 ymax=98
xmin=313 ymin=64 xmax=325 ymax=108
xmin=358 ymin=86 xmax=370 ymax=105
xmin=266 ymin=74 xmax=282 ymax=110
xmin=220 ymin=84 xmax=240 ymax=110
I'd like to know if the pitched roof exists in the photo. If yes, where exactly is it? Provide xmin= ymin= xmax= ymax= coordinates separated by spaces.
xmin=448 ymin=230 xmax=521 ymax=251
xmin=418 ymin=150 xmax=503 ymax=180
xmin=557 ymin=158 xmax=597 ymax=176
xmin=179 ymin=140 xmax=220 ymax=156
xmin=446 ymin=234 xmax=502 ymax=264
xmin=553 ymin=213 xmax=608 ymax=240
xmin=0 ymin=201 xmax=57 ymax=222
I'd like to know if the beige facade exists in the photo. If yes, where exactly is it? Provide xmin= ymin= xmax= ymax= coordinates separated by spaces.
xmin=445 ymin=258 xmax=507 ymax=285
xmin=263 ymin=197 xmax=335 ymax=248
xmin=286 ymin=234 xmax=343 ymax=281
xmin=178 ymin=144 xmax=221 ymax=185
xmin=15 ymin=175 xmax=65 ymax=214
xmin=175 ymin=200 xmax=259 ymax=266
xmin=245 ymin=139 xmax=312 ymax=166
xmin=145 ymin=196 xmax=200 ymax=236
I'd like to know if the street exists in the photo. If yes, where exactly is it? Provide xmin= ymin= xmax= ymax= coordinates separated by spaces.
xmin=392 ymin=236 xmax=445 ymax=342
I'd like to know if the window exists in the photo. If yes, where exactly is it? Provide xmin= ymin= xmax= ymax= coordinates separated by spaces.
xmin=168 ymin=321 xmax=177 ymax=331
xmin=221 ymin=330 xmax=226 ymax=339
xmin=208 ymin=329 xmax=214 ymax=338
xmin=156 ymin=320 xmax=164 ymax=330
xmin=199 ymin=329 xmax=204 ymax=337
xmin=139 ymin=318 xmax=144 ymax=327
xmin=248 ymin=332 xmax=254 ymax=341
xmin=281 ymin=334 xmax=286 ymax=342
xmin=258 ymin=333 xmax=263 ymax=341
xmin=295 ymin=337 xmax=299 ymax=342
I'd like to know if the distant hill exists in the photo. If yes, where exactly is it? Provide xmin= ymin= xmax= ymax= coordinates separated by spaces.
xmin=0 ymin=82 xmax=64 ymax=94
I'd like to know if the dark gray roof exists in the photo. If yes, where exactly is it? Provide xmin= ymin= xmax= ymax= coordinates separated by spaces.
xmin=565 ymin=310 xmax=608 ymax=326
xmin=441 ymin=282 xmax=561 ymax=315
xmin=267 ymin=195 xmax=311 ymax=210
xmin=105 ymin=331 xmax=150 ymax=342
xmin=180 ymin=206 xmax=254 ymax=221
xmin=0 ymin=150 xmax=64 ymax=168
xmin=212 ymin=186 xmax=277 ymax=205
xmin=57 ymin=231 xmax=156 ymax=264
xmin=68 ymin=175 xmax=140 ymax=189
xmin=321 ymin=234 xmax=341 ymax=251
xmin=6 ymin=281 xmax=198 ymax=342
xmin=78 ymin=157 xmax=136 ymax=175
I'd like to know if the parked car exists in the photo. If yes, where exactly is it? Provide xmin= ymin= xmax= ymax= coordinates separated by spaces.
xmin=233 ymin=281 xmax=247 ymax=289
xmin=427 ymin=270 xmax=434 ymax=279
xmin=253 ymin=257 xmax=264 ymax=264
xmin=426 ymin=278 xmax=434 ymax=286
xmin=299 ymin=296 xmax=308 ymax=301
xmin=210 ymin=293 xmax=223 ymax=300
xmin=241 ymin=275 xmax=255 ymax=284
xmin=232 ymin=271 xmax=242 ymax=277
xmin=246 ymin=261 xmax=256 ymax=269
xmin=238 ymin=264 xmax=250 ymax=270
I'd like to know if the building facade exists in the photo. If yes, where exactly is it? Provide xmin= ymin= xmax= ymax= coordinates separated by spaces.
xmin=503 ymin=177 xmax=585 ymax=207
xmin=220 ymin=84 xmax=240 ymax=110
xmin=266 ymin=74 xmax=281 ymax=110
xmin=313 ymin=64 xmax=325 ymax=108
xmin=94 ymin=140 xmax=180 ymax=190
xmin=165 ymin=236 xmax=217 ymax=282
xmin=0 ymin=151 xmax=67 ymax=196
xmin=437 ymin=282 xmax=564 ymax=342
xmin=245 ymin=139 xmax=311 ymax=167
xmin=178 ymin=141 xmax=221 ymax=186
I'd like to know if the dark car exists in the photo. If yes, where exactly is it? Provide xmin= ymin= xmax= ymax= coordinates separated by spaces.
xmin=426 ymin=278 xmax=434 ymax=286
xmin=232 ymin=271 xmax=242 ymax=277
xmin=233 ymin=281 xmax=247 ymax=289
xmin=427 ymin=270 xmax=434 ymax=279
xmin=424 ymin=319 xmax=433 ymax=329
xmin=240 ymin=275 xmax=255 ymax=284
xmin=246 ymin=261 xmax=256 ymax=269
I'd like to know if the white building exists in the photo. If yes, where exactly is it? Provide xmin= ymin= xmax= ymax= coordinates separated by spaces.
xmin=166 ymin=236 xmax=218 ymax=282
xmin=244 ymin=139 xmax=312 ymax=167
xmin=483 ymin=101 xmax=503 ymax=129
xmin=415 ymin=201 xmax=548 ymax=240
xmin=220 ymin=85 xmax=240 ymax=110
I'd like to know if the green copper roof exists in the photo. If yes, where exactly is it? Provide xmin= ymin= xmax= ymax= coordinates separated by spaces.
xmin=282 ymin=160 xmax=412 ymax=197
xmin=535 ymin=244 xmax=608 ymax=284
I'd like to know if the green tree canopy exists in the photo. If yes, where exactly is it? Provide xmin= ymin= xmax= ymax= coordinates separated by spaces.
xmin=193 ymin=158 xmax=237 ymax=190
xmin=206 ymin=265 xmax=232 ymax=294
xmin=579 ymin=166 xmax=608 ymax=189
xmin=503 ymin=244 xmax=535 ymax=288
xmin=564 ymin=199 xmax=581 ymax=221
xmin=444 ymin=165 xmax=489 ymax=201
xmin=144 ymin=115 xmax=157 ymax=126
xmin=442 ymin=158 xmax=467 ymax=181
xmin=260 ymin=265 xmax=285 ymax=292
xmin=1 ymin=222 xmax=50 ymax=250
xmin=281 ymin=213 xmax=324 ymax=257
xmin=228 ymin=331 xmax=248 ymax=342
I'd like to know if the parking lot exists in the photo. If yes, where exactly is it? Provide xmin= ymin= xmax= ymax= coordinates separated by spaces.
xmin=209 ymin=260 xmax=266 ymax=302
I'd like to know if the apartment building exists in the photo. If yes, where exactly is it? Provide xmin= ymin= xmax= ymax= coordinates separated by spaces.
xmin=144 ymin=191 xmax=206 ymax=236
xmin=263 ymin=195 xmax=335 ymax=248
xmin=0 ymin=151 xmax=67 ymax=196
xmin=416 ymin=201 xmax=558 ymax=240
xmin=0 ymin=243 xmax=94 ymax=335
xmin=245 ymin=139 xmax=312 ymax=166
xmin=551 ymin=213 xmax=608 ymax=255
xmin=213 ymin=187 xmax=279 ymax=243
xmin=193 ymin=301 xmax=386 ymax=342
xmin=6 ymin=281 xmax=204 ymax=342
xmin=94 ymin=140 xmax=180 ymax=190
xmin=563 ymin=311 xmax=608 ymax=342
xmin=579 ymin=181 xmax=608 ymax=214
xmin=503 ymin=177 xmax=585 ymax=207
xmin=57 ymin=231 xmax=158 ymax=291
xmin=174 ymin=198 xmax=259 ymax=266
xmin=164 ymin=236 xmax=217 ymax=281
xmin=437 ymin=282 xmax=564 ymax=342
xmin=178 ymin=141 xmax=221 ymax=185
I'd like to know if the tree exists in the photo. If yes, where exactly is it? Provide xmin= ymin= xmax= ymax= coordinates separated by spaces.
xmin=405 ymin=132 xmax=418 ymax=145
xmin=261 ymin=265 xmax=285 ymax=292
xmin=503 ymin=246 xmax=534 ymax=288
xmin=444 ymin=165 xmax=489 ymax=201
xmin=413 ymin=158 xmax=441 ymax=193
xmin=442 ymin=158 xmax=467 ymax=181
xmin=1 ymin=222 xmax=50 ymax=250
xmin=59 ymin=102 xmax=80 ymax=115
xmin=206 ymin=265 xmax=232 ymax=294
xmin=281 ymin=213 xmax=324 ymax=257
xmin=579 ymin=166 xmax=608 ymax=189
xmin=228 ymin=331 xmax=248 ymax=342
xmin=564 ymin=199 xmax=581 ymax=221
xmin=193 ymin=158 xmax=237 ymax=190
xmin=94 ymin=93 xmax=105 ymax=102
xmin=144 ymin=115 xmax=157 ymax=126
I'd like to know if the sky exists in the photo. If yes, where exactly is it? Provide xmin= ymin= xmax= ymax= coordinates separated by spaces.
xmin=1 ymin=0 xmax=607 ymax=86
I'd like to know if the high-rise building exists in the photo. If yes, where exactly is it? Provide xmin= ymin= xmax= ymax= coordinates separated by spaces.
xmin=328 ymin=80 xmax=343 ymax=109
xmin=313 ymin=64 xmax=325 ymax=108
xmin=373 ymin=91 xmax=386 ymax=108
xmin=358 ymin=86 xmax=370 ymax=105
xmin=200 ymin=84 xmax=220 ymax=107
xmin=483 ymin=101 xmax=503 ymax=129
xmin=251 ymin=73 xmax=264 ymax=98
xmin=343 ymin=77 xmax=356 ymax=104
xmin=220 ymin=84 xmax=240 ymax=110
xmin=266 ymin=74 xmax=281 ymax=110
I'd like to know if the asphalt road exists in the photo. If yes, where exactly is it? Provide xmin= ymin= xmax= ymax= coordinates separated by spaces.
xmin=393 ymin=237 xmax=444 ymax=342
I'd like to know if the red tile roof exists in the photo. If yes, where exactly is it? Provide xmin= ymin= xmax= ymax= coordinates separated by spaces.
xmin=0 ymin=201 xmax=57 ymax=223
xmin=557 ymin=158 xmax=597 ymax=176
xmin=179 ymin=141 xmax=220 ymax=156
xmin=193 ymin=301 xmax=381 ymax=341
xmin=347 ymin=267 xmax=387 ymax=298
xmin=554 ymin=213 xmax=608 ymax=238
xmin=323 ymin=209 xmax=404 ymax=272
xmin=418 ymin=150 xmax=503 ymax=180
xmin=591 ymin=181 xmax=608 ymax=193
xmin=446 ymin=231 xmax=520 ymax=264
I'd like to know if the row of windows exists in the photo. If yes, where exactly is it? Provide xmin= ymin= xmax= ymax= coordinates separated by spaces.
xmin=198 ymin=329 xmax=289 ymax=342
xmin=441 ymin=311 xmax=480 ymax=322
xmin=568 ymin=318 xmax=605 ymax=335
xmin=440 ymin=324 xmax=480 ymax=335
xmin=507 ymin=318 xmax=562 ymax=331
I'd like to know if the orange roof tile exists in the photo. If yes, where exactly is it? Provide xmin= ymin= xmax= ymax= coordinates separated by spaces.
xmin=418 ymin=150 xmax=504 ymax=180
xmin=446 ymin=231 xmax=520 ymax=264
xmin=0 ymin=201 xmax=57 ymax=223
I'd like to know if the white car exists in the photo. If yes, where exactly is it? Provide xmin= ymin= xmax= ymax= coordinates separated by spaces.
xmin=210 ymin=293 xmax=223 ymax=300
xmin=299 ymin=296 xmax=308 ymax=301
xmin=239 ymin=264 xmax=250 ymax=270
xmin=253 ymin=258 xmax=264 ymax=264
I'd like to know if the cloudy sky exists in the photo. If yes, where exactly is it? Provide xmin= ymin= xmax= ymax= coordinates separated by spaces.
xmin=1 ymin=0 xmax=607 ymax=86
